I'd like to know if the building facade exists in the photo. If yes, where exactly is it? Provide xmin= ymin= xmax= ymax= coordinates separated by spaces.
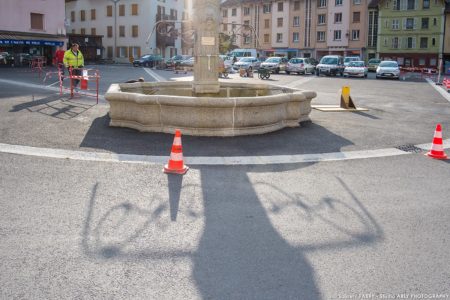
xmin=65 ymin=0 xmax=188 ymax=63
xmin=377 ymin=0 xmax=447 ymax=69
xmin=443 ymin=1 xmax=450 ymax=73
xmin=0 ymin=0 xmax=66 ymax=66
xmin=220 ymin=0 xmax=369 ymax=59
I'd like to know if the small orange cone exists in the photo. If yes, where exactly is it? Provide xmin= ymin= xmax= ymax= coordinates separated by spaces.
xmin=164 ymin=129 xmax=189 ymax=174
xmin=427 ymin=124 xmax=448 ymax=160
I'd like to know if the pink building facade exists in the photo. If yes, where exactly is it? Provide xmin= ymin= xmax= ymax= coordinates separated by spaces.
xmin=0 ymin=0 xmax=67 ymax=66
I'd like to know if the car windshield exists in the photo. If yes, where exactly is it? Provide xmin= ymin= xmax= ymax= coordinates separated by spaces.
xmin=369 ymin=59 xmax=381 ymax=64
xmin=344 ymin=57 xmax=359 ymax=63
xmin=320 ymin=57 xmax=338 ymax=64
xmin=290 ymin=59 xmax=303 ymax=64
xmin=239 ymin=57 xmax=254 ymax=62
xmin=141 ymin=55 xmax=151 ymax=59
xmin=265 ymin=57 xmax=281 ymax=63
xmin=348 ymin=61 xmax=365 ymax=67
xmin=379 ymin=61 xmax=398 ymax=67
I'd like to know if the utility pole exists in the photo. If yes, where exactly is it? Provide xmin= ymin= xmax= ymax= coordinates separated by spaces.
xmin=111 ymin=0 xmax=120 ymax=60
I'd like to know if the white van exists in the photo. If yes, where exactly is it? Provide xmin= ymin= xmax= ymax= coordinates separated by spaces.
xmin=229 ymin=49 xmax=258 ymax=60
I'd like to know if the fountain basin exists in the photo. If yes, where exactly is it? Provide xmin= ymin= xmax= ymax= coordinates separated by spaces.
xmin=105 ymin=81 xmax=316 ymax=136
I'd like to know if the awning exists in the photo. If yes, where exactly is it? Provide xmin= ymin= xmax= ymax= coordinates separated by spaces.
xmin=0 ymin=33 xmax=65 ymax=46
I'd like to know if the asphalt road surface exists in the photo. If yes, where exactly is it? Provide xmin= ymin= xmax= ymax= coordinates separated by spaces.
xmin=0 ymin=65 xmax=449 ymax=299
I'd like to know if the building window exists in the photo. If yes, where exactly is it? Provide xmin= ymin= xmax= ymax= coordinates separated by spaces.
xmin=119 ymin=26 xmax=125 ymax=37
xmin=353 ymin=0 xmax=361 ymax=4
xmin=393 ymin=1 xmax=400 ymax=10
xmin=71 ymin=11 xmax=75 ymax=23
xmin=405 ymin=18 xmax=414 ymax=29
xmin=130 ymin=47 xmax=140 ymax=58
xmin=318 ymin=0 xmax=327 ymax=8
xmin=422 ymin=18 xmax=429 ymax=29
xmin=132 ymin=25 xmax=138 ymax=37
xmin=222 ymin=9 xmax=228 ymax=17
xmin=334 ymin=13 xmax=342 ymax=23
xmin=263 ymin=4 xmax=271 ymax=13
xmin=392 ymin=19 xmax=400 ymax=30
xmin=278 ymin=2 xmax=283 ymax=11
xmin=423 ymin=0 xmax=430 ymax=8
xmin=231 ymin=8 xmax=236 ymax=16
xmin=277 ymin=18 xmax=283 ymax=27
xmin=91 ymin=28 xmax=96 ymax=35
xmin=118 ymin=47 xmax=128 ymax=58
xmin=131 ymin=4 xmax=138 ymax=15
xmin=244 ymin=35 xmax=251 ymax=44
xmin=317 ymin=31 xmax=325 ymax=41
xmin=91 ymin=9 xmax=96 ymax=20
xmin=430 ymin=58 xmax=437 ymax=66
xmin=80 ymin=10 xmax=86 ymax=21
xmin=432 ymin=38 xmax=436 ymax=46
xmin=419 ymin=58 xmax=426 ymax=65
xmin=407 ymin=37 xmax=415 ymax=48
xmin=318 ymin=14 xmax=326 ymax=24
xmin=264 ymin=19 xmax=270 ymax=28
xmin=107 ymin=26 xmax=113 ymax=38
xmin=392 ymin=37 xmax=399 ymax=49
xmin=264 ymin=34 xmax=270 ymax=43
xmin=223 ymin=23 xmax=227 ymax=31
xmin=276 ymin=33 xmax=283 ymax=43
xmin=243 ymin=7 xmax=250 ymax=15
xmin=433 ymin=18 xmax=437 ymax=26
xmin=170 ymin=9 xmax=177 ymax=20
xmin=333 ymin=30 xmax=341 ymax=40
xmin=293 ymin=16 xmax=300 ymax=27
xmin=420 ymin=37 xmax=428 ymax=48
xmin=293 ymin=32 xmax=299 ymax=42
xmin=353 ymin=12 xmax=360 ymax=23
xmin=294 ymin=1 xmax=300 ymax=10
xmin=80 ymin=28 xmax=86 ymax=35
xmin=407 ymin=0 xmax=415 ymax=9
xmin=119 ymin=4 xmax=125 ymax=16
xmin=30 ymin=13 xmax=44 ymax=30
xmin=352 ymin=30 xmax=360 ymax=40
xmin=107 ymin=5 xmax=113 ymax=17
xmin=335 ymin=0 xmax=342 ymax=5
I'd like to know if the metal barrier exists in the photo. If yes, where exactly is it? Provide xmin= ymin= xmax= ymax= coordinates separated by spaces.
xmin=66 ymin=67 xmax=100 ymax=103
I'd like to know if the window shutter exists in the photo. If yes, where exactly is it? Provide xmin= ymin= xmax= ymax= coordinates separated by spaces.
xmin=414 ymin=18 xmax=417 ymax=29
xmin=403 ymin=18 xmax=406 ymax=29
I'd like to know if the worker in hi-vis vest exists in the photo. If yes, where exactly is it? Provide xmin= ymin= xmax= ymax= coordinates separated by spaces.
xmin=63 ymin=43 xmax=84 ymax=88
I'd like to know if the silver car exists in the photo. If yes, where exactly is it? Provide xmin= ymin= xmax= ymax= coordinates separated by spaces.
xmin=376 ymin=60 xmax=400 ymax=79
xmin=233 ymin=57 xmax=261 ymax=71
xmin=286 ymin=57 xmax=315 ymax=75
xmin=343 ymin=61 xmax=368 ymax=78
xmin=259 ymin=57 xmax=288 ymax=74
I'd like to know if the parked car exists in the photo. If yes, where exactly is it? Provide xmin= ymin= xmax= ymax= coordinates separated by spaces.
xmin=219 ymin=55 xmax=234 ymax=67
xmin=286 ymin=57 xmax=315 ymax=75
xmin=179 ymin=56 xmax=195 ymax=67
xmin=232 ymin=57 xmax=261 ymax=71
xmin=376 ymin=60 xmax=400 ymax=79
xmin=344 ymin=56 xmax=361 ymax=67
xmin=259 ymin=57 xmax=288 ymax=74
xmin=367 ymin=58 xmax=381 ymax=72
xmin=315 ymin=55 xmax=345 ymax=76
xmin=165 ymin=55 xmax=192 ymax=68
xmin=132 ymin=54 xmax=163 ymax=67
xmin=343 ymin=61 xmax=368 ymax=78
xmin=0 ymin=52 xmax=14 ymax=65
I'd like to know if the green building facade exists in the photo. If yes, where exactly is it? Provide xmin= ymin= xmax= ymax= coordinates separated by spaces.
xmin=377 ymin=0 xmax=447 ymax=69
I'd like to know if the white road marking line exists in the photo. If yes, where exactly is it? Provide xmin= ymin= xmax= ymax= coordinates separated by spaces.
xmin=425 ymin=78 xmax=450 ymax=103
xmin=0 ymin=78 xmax=105 ymax=101
xmin=2 ymin=141 xmax=449 ymax=166
xmin=143 ymin=68 xmax=164 ymax=82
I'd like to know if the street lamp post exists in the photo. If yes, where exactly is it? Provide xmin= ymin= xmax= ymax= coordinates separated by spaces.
xmin=110 ymin=0 xmax=120 ymax=60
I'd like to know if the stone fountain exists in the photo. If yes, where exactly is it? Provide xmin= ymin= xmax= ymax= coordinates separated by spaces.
xmin=104 ymin=0 xmax=316 ymax=136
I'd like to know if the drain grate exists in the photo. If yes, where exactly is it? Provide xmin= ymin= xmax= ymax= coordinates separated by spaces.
xmin=396 ymin=144 xmax=425 ymax=153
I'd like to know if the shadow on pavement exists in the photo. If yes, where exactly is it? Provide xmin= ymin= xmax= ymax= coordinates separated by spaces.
xmin=80 ymin=115 xmax=354 ymax=157
xmin=81 ymin=167 xmax=384 ymax=299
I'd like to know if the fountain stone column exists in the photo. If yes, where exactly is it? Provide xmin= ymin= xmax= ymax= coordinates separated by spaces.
xmin=192 ymin=0 xmax=220 ymax=94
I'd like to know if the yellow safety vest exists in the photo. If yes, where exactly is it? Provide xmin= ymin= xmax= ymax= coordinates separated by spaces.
xmin=63 ymin=50 xmax=84 ymax=68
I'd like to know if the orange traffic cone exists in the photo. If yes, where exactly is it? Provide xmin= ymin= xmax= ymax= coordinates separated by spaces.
xmin=164 ymin=129 xmax=189 ymax=174
xmin=427 ymin=124 xmax=448 ymax=160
